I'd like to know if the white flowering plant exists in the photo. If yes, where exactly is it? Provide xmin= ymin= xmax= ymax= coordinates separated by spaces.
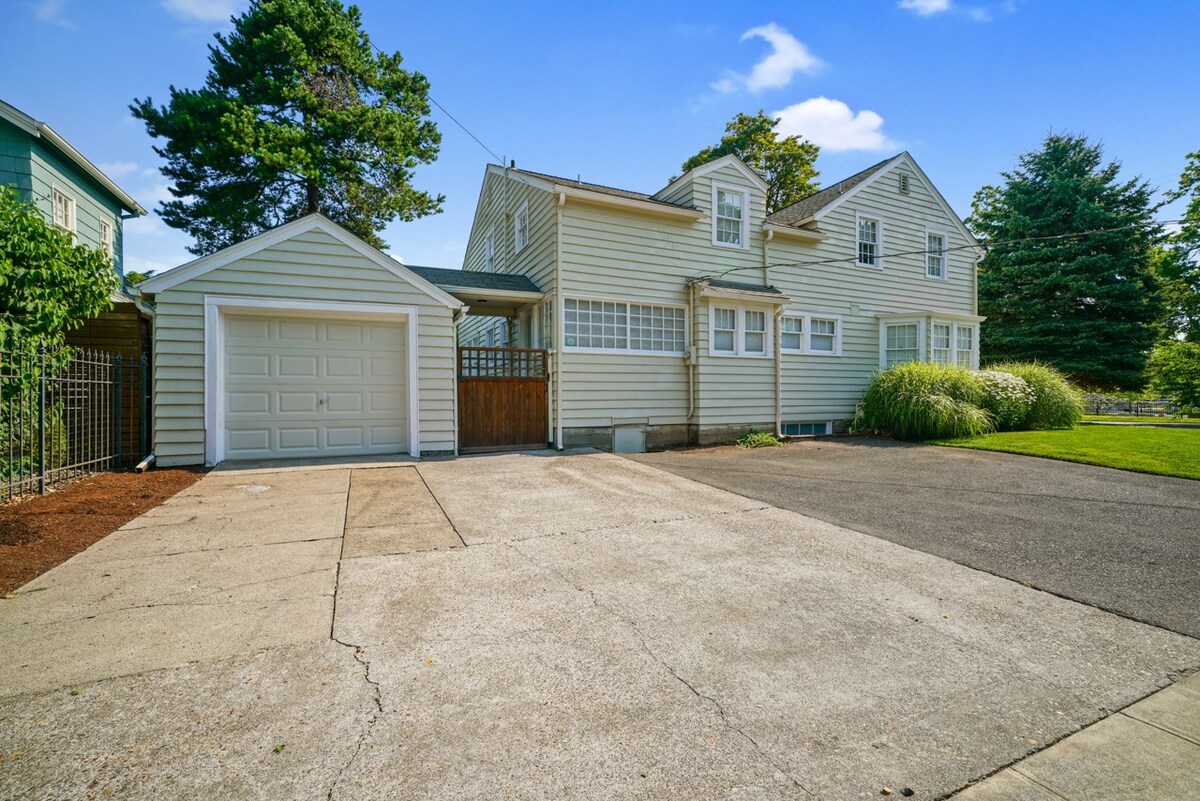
xmin=976 ymin=370 xmax=1036 ymax=429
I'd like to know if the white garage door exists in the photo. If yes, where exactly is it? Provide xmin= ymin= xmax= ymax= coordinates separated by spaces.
xmin=223 ymin=314 xmax=408 ymax=460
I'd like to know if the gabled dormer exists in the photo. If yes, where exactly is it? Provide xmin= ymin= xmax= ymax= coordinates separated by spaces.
xmin=653 ymin=154 xmax=770 ymax=251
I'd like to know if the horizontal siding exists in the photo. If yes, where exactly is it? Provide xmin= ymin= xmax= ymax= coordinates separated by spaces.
xmin=152 ymin=227 xmax=457 ymax=465
xmin=462 ymin=169 xmax=557 ymax=293
xmin=28 ymin=142 xmax=126 ymax=274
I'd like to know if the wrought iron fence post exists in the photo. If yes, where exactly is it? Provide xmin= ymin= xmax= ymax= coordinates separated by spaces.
xmin=37 ymin=341 xmax=46 ymax=495
xmin=113 ymin=354 xmax=123 ymax=469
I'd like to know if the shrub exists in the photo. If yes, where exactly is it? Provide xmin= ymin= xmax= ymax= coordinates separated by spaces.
xmin=976 ymin=370 xmax=1036 ymax=430
xmin=1146 ymin=341 xmax=1200 ymax=413
xmin=989 ymin=361 xmax=1084 ymax=429
xmin=735 ymin=430 xmax=783 ymax=448
xmin=858 ymin=362 xmax=995 ymax=441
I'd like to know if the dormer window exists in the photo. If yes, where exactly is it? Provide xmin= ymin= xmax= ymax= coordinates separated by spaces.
xmin=713 ymin=184 xmax=747 ymax=248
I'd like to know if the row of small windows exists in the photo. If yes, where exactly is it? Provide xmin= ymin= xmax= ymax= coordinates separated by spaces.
xmin=564 ymin=299 xmax=686 ymax=353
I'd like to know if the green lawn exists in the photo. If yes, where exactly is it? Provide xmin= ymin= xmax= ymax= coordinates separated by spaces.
xmin=932 ymin=426 xmax=1200 ymax=480
xmin=1082 ymin=414 xmax=1196 ymax=424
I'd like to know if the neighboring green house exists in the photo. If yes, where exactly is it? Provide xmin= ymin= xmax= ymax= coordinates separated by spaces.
xmin=2 ymin=98 xmax=152 ymax=457
xmin=1 ymin=98 xmax=145 ymax=275
xmin=460 ymin=152 xmax=985 ymax=451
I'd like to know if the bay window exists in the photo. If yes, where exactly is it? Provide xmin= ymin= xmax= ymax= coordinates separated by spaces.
xmin=884 ymin=322 xmax=920 ymax=367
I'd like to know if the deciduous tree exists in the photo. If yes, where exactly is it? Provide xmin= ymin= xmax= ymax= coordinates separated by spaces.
xmin=680 ymin=111 xmax=819 ymax=214
xmin=132 ymin=0 xmax=443 ymax=255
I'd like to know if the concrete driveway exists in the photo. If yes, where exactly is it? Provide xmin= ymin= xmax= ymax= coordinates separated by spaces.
xmin=634 ymin=437 xmax=1200 ymax=639
xmin=2 ymin=451 xmax=1198 ymax=800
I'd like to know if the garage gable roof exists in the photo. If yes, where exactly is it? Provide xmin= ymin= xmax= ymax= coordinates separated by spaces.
xmin=139 ymin=214 xmax=466 ymax=310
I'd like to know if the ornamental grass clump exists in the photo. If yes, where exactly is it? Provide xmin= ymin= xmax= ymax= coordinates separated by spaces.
xmin=976 ymin=370 xmax=1036 ymax=430
xmin=858 ymin=362 xmax=994 ymax=441
xmin=990 ymin=361 xmax=1084 ymax=429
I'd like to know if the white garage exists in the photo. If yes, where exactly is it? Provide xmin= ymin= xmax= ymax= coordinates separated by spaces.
xmin=140 ymin=215 xmax=468 ymax=467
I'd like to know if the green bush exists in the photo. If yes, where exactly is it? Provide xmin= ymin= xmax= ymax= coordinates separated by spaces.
xmin=976 ymin=370 xmax=1036 ymax=430
xmin=1146 ymin=341 xmax=1200 ymax=413
xmin=857 ymin=362 xmax=995 ymax=441
xmin=735 ymin=430 xmax=783 ymax=448
xmin=989 ymin=361 xmax=1084 ymax=428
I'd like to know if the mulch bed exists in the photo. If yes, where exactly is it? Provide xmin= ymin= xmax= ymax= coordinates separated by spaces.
xmin=0 ymin=468 xmax=207 ymax=595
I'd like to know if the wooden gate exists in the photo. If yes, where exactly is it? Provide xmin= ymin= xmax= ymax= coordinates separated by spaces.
xmin=458 ymin=347 xmax=548 ymax=452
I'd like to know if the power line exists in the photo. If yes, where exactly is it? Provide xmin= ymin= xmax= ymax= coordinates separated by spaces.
xmin=741 ymin=219 xmax=1183 ymax=277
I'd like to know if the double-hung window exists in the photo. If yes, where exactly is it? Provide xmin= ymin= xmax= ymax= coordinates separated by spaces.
xmin=780 ymin=313 xmax=842 ymax=356
xmin=956 ymin=325 xmax=974 ymax=367
xmin=484 ymin=228 xmax=495 ymax=272
xmin=514 ymin=203 xmax=529 ymax=253
xmin=926 ymin=231 xmax=947 ymax=278
xmin=52 ymin=188 xmax=75 ymax=234
xmin=931 ymin=322 xmax=952 ymax=364
xmin=564 ymin=298 xmax=684 ymax=354
xmin=884 ymin=322 xmax=920 ymax=367
xmin=857 ymin=214 xmax=881 ymax=268
xmin=99 ymin=219 xmax=114 ymax=258
xmin=711 ymin=306 xmax=771 ymax=357
xmin=713 ymin=185 xmax=746 ymax=248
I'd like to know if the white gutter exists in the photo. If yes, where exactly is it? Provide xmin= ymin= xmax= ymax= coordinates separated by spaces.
xmin=763 ymin=222 xmax=826 ymax=242
xmin=554 ymin=185 xmax=706 ymax=221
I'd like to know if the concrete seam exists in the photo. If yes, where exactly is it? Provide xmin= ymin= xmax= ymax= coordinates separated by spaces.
xmin=1118 ymin=709 xmax=1200 ymax=748
xmin=1008 ymin=766 xmax=1073 ymax=800
xmin=413 ymin=464 xmax=467 ymax=548
xmin=504 ymin=539 xmax=814 ymax=797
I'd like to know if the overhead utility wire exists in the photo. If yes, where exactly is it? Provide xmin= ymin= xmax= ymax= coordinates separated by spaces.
xmin=740 ymin=220 xmax=1184 ymax=277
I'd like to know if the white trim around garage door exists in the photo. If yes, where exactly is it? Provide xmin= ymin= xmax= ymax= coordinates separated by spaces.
xmin=203 ymin=295 xmax=421 ymax=466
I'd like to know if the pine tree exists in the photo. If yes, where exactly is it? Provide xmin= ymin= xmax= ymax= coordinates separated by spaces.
xmin=132 ymin=0 xmax=442 ymax=255
xmin=968 ymin=133 xmax=1162 ymax=389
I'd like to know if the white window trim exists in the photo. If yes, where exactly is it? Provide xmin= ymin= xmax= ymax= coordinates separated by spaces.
xmin=877 ymin=317 xmax=979 ymax=369
xmin=708 ymin=302 xmax=774 ymax=358
xmin=855 ymin=211 xmax=883 ymax=270
xmin=711 ymin=182 xmax=749 ymax=250
xmin=780 ymin=311 xmax=843 ymax=357
xmin=924 ymin=226 xmax=949 ymax=280
xmin=51 ymin=185 xmax=76 ymax=235
xmin=98 ymin=219 xmax=114 ymax=258
xmin=513 ymin=201 xmax=529 ymax=254
xmin=484 ymin=227 xmax=495 ymax=272
xmin=879 ymin=318 xmax=926 ymax=368
xmin=203 ymin=296 xmax=421 ymax=466
xmin=562 ymin=295 xmax=688 ymax=357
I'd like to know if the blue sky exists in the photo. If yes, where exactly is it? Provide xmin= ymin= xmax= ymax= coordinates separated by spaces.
xmin=5 ymin=0 xmax=1197 ymax=274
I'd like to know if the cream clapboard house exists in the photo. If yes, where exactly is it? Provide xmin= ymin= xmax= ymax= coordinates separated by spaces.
xmin=138 ymin=153 xmax=981 ymax=466
xmin=461 ymin=152 xmax=984 ymax=451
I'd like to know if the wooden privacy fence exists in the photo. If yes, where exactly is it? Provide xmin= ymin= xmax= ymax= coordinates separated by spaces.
xmin=2 ymin=341 xmax=150 ymax=502
xmin=458 ymin=347 xmax=548 ymax=452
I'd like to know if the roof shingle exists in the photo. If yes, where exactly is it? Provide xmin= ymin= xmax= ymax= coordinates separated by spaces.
xmin=766 ymin=154 xmax=902 ymax=228
xmin=405 ymin=264 xmax=542 ymax=294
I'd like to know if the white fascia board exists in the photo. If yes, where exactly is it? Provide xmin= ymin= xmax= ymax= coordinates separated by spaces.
xmin=763 ymin=223 xmax=828 ymax=242
xmin=140 ymin=214 xmax=467 ymax=312
xmin=877 ymin=310 xmax=986 ymax=323
xmin=653 ymin=154 xmax=769 ymax=200
xmin=560 ymin=186 xmax=704 ymax=219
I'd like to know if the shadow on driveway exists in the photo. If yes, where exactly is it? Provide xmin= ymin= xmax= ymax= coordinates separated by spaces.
xmin=632 ymin=437 xmax=1200 ymax=639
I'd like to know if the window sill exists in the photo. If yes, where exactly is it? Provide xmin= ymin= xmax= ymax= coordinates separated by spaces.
xmin=855 ymin=262 xmax=884 ymax=270
xmin=708 ymin=352 xmax=774 ymax=360
xmin=563 ymin=347 xmax=685 ymax=358
xmin=712 ymin=241 xmax=749 ymax=250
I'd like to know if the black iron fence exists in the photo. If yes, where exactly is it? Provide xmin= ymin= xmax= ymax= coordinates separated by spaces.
xmin=1081 ymin=393 xmax=1182 ymax=417
xmin=2 ymin=342 xmax=149 ymax=502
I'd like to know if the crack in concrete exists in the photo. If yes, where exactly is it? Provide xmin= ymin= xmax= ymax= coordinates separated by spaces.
xmin=505 ymin=539 xmax=814 ymax=797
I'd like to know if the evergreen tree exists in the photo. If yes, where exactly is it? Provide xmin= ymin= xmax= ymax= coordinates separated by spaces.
xmin=132 ymin=0 xmax=442 ymax=255
xmin=680 ymin=111 xmax=819 ymax=214
xmin=968 ymin=133 xmax=1162 ymax=389
xmin=1161 ymin=150 xmax=1200 ymax=340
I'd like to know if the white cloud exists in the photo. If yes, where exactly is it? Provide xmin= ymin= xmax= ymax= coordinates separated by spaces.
xmin=27 ymin=0 xmax=72 ymax=27
xmin=773 ymin=98 xmax=898 ymax=153
xmin=712 ymin=22 xmax=822 ymax=94
xmin=161 ymin=0 xmax=243 ymax=23
xmin=898 ymin=0 xmax=952 ymax=15
xmin=98 ymin=161 xmax=141 ymax=179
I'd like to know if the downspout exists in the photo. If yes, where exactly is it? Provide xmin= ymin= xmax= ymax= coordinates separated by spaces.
xmin=555 ymin=190 xmax=566 ymax=450
xmin=774 ymin=305 xmax=784 ymax=438
xmin=686 ymin=279 xmax=699 ymax=439
xmin=451 ymin=306 xmax=469 ymax=456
